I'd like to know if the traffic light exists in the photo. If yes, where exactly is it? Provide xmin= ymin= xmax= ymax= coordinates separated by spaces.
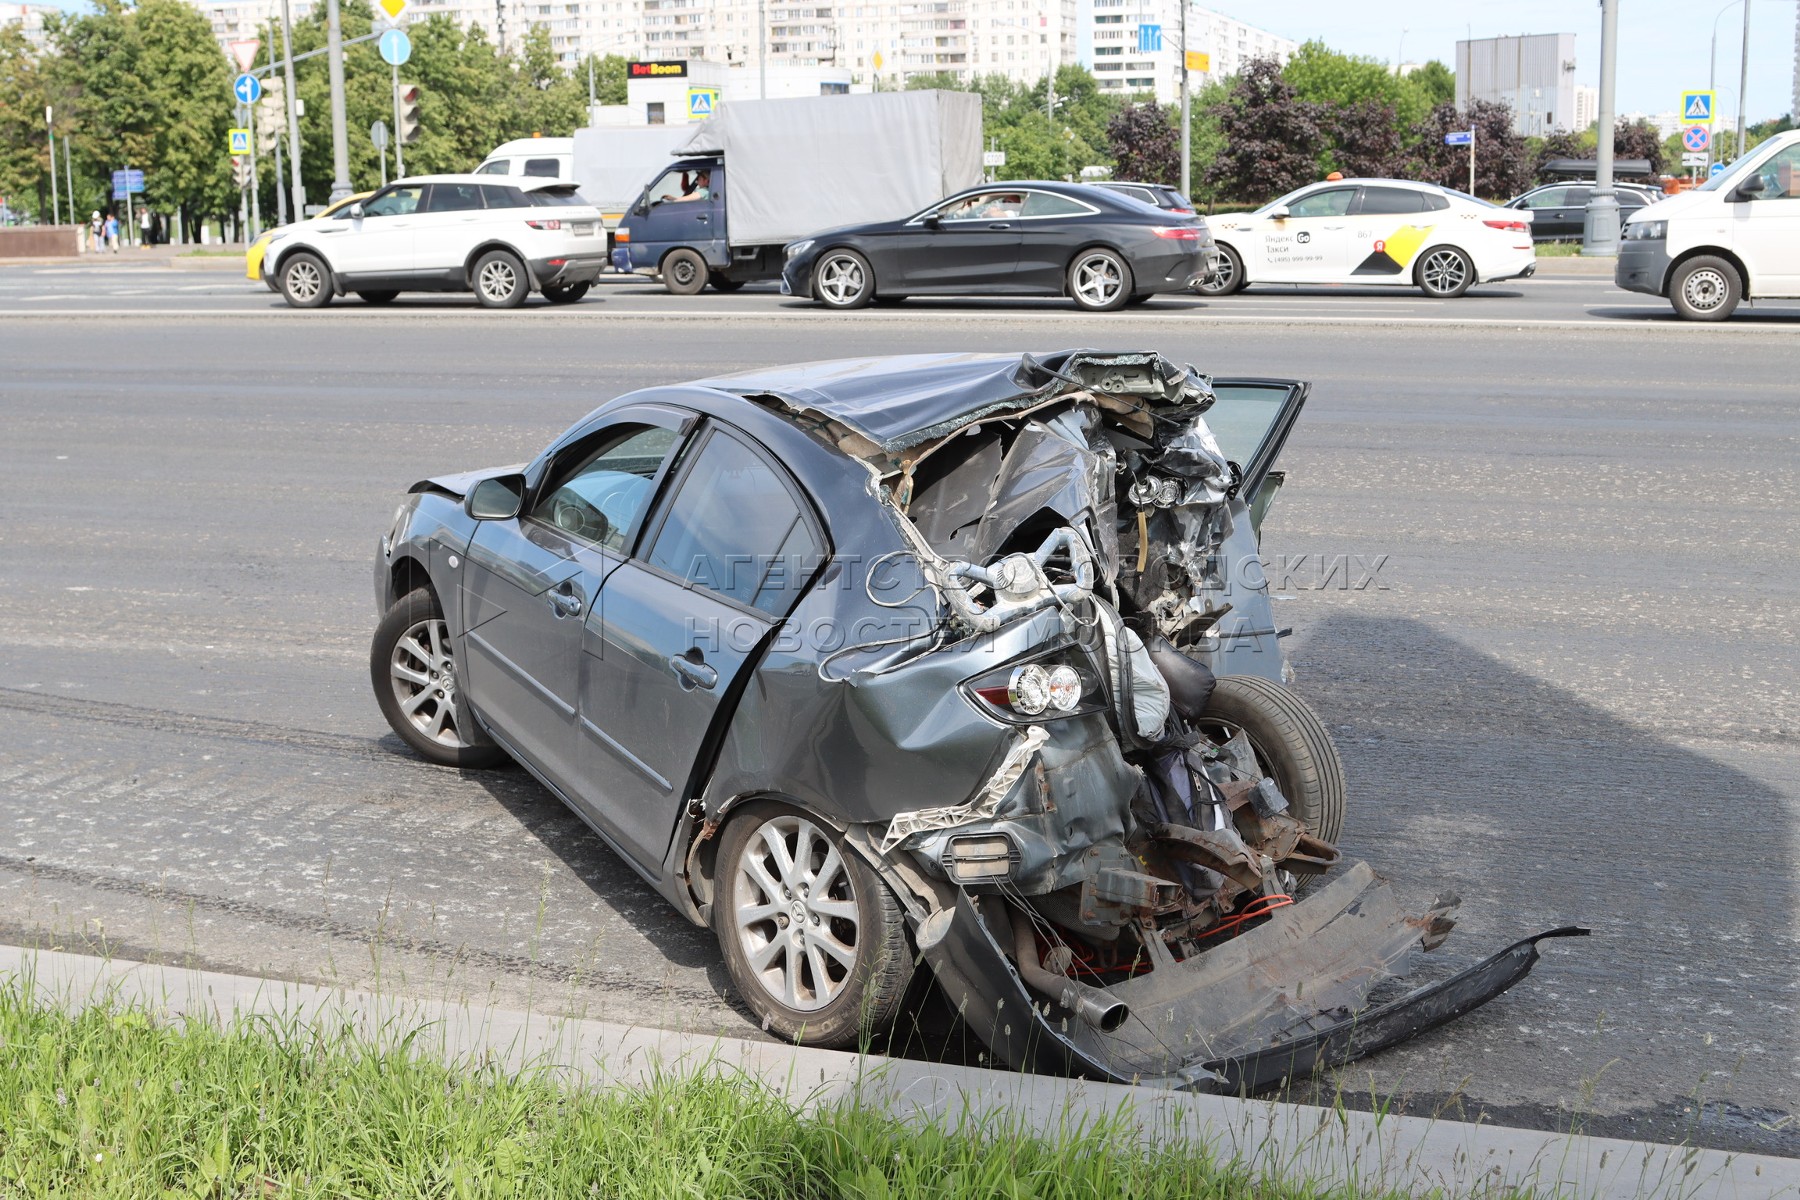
xmin=398 ymin=83 xmax=422 ymax=145
xmin=232 ymin=156 xmax=252 ymax=188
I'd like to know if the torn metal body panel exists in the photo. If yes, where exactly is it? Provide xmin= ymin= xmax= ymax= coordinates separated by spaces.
xmin=374 ymin=348 xmax=1577 ymax=1091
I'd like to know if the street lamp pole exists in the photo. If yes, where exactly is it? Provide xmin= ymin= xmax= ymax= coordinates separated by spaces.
xmin=1179 ymin=0 xmax=1190 ymax=195
xmin=281 ymin=0 xmax=306 ymax=217
xmin=45 ymin=106 xmax=59 ymax=226
xmin=1735 ymin=0 xmax=1752 ymax=161
xmin=1583 ymin=0 xmax=1620 ymax=255
xmin=759 ymin=0 xmax=767 ymax=99
xmin=325 ymin=0 xmax=353 ymax=201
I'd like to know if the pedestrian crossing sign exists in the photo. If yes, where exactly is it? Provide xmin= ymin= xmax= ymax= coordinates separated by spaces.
xmin=687 ymin=88 xmax=718 ymax=119
xmin=1681 ymin=90 xmax=1715 ymax=123
xmin=228 ymin=127 xmax=251 ymax=155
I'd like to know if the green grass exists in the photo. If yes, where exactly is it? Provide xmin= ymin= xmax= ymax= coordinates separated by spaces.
xmin=0 ymin=978 xmax=1535 ymax=1200
xmin=1533 ymin=241 xmax=1588 ymax=257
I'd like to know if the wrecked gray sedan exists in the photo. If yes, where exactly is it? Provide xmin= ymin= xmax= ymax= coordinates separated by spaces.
xmin=372 ymin=350 xmax=1581 ymax=1089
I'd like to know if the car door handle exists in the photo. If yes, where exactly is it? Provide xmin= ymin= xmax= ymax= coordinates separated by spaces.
xmin=459 ymin=215 xmax=481 ymax=222
xmin=670 ymin=653 xmax=718 ymax=690
xmin=548 ymin=584 xmax=583 ymax=618
xmin=695 ymin=214 xmax=709 ymax=223
xmin=987 ymin=222 xmax=1013 ymax=229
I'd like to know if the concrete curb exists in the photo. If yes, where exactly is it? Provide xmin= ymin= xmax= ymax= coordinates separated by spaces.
xmin=1532 ymin=256 xmax=1616 ymax=276
xmin=4 ymin=946 xmax=1793 ymax=1199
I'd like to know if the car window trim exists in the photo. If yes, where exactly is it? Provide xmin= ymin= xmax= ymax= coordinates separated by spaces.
xmin=523 ymin=406 xmax=698 ymax=559
xmin=633 ymin=419 xmax=831 ymax=620
xmin=910 ymin=188 xmax=1100 ymax=225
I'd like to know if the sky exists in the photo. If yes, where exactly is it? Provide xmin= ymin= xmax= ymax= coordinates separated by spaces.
xmin=1233 ymin=0 xmax=1796 ymax=124
xmin=28 ymin=0 xmax=1800 ymax=123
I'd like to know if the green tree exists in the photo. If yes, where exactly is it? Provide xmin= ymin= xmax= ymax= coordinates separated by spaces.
xmin=0 ymin=25 xmax=51 ymax=220
xmin=1283 ymin=40 xmax=1427 ymax=130
xmin=513 ymin=25 xmax=587 ymax=136
xmin=1106 ymin=102 xmax=1180 ymax=185
xmin=1408 ymin=60 xmax=1455 ymax=109
xmin=1204 ymin=58 xmax=1327 ymax=202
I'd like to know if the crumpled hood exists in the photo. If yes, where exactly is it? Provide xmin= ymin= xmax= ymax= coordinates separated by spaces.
xmin=697 ymin=349 xmax=1204 ymax=455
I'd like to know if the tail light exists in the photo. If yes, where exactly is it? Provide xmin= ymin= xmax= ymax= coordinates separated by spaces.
xmin=966 ymin=660 xmax=1099 ymax=723
xmin=525 ymin=218 xmax=562 ymax=230
xmin=1169 ymin=206 xmax=1195 ymax=215
xmin=1483 ymin=219 xmax=1529 ymax=233
xmin=1153 ymin=226 xmax=1201 ymax=241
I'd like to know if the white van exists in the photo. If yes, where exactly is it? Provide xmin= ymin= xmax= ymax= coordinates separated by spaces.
xmin=474 ymin=137 xmax=574 ymax=182
xmin=1617 ymin=129 xmax=1800 ymax=320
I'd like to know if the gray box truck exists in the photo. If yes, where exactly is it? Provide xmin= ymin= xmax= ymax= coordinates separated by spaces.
xmin=609 ymin=90 xmax=983 ymax=293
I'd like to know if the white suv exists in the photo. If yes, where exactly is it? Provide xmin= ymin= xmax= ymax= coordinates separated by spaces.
xmin=270 ymin=174 xmax=607 ymax=309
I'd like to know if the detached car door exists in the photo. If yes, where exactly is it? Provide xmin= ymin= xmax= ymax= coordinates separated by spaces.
xmin=460 ymin=416 xmax=689 ymax=799
xmin=578 ymin=422 xmax=824 ymax=872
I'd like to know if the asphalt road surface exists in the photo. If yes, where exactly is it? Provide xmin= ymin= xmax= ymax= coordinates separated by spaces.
xmin=7 ymin=260 xmax=1800 ymax=328
xmin=2 ymin=304 xmax=1796 ymax=1157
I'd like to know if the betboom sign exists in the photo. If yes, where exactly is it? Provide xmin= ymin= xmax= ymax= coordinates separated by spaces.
xmin=628 ymin=60 xmax=689 ymax=78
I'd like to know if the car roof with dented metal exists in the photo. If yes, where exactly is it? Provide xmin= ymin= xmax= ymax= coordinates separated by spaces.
xmin=695 ymin=349 xmax=1200 ymax=455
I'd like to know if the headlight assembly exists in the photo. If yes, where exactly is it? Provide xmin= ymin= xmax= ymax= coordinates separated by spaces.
xmin=1624 ymin=220 xmax=1666 ymax=240
xmin=785 ymin=239 xmax=815 ymax=260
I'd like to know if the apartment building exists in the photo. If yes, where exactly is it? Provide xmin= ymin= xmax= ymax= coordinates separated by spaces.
xmin=1 ymin=0 xmax=60 ymax=50
xmin=1081 ymin=0 xmax=1294 ymax=103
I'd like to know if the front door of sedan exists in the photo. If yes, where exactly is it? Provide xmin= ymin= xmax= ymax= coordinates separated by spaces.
xmin=875 ymin=191 xmax=1026 ymax=292
xmin=1255 ymin=186 xmax=1356 ymax=283
xmin=578 ymin=423 xmax=824 ymax=873
xmin=459 ymin=418 xmax=688 ymax=799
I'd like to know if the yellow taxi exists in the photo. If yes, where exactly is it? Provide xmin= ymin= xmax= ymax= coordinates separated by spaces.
xmin=247 ymin=192 xmax=371 ymax=289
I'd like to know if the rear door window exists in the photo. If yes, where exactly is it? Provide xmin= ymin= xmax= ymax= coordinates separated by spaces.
xmin=474 ymin=159 xmax=511 ymax=175
xmin=1354 ymin=186 xmax=1428 ymax=214
xmin=1021 ymin=192 xmax=1095 ymax=218
xmin=479 ymin=184 xmax=530 ymax=210
xmin=523 ymin=158 xmax=563 ymax=178
xmin=646 ymin=429 xmax=822 ymax=617
xmin=421 ymin=182 xmax=484 ymax=213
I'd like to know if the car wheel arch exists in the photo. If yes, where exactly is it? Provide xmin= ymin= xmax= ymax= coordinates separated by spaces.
xmin=1061 ymin=240 xmax=1130 ymax=291
xmin=271 ymin=243 xmax=334 ymax=290
xmin=463 ymin=241 xmax=532 ymax=288
xmin=681 ymin=790 xmax=858 ymax=922
xmin=386 ymin=552 xmax=433 ymax=612
xmin=1667 ymin=245 xmax=1750 ymax=298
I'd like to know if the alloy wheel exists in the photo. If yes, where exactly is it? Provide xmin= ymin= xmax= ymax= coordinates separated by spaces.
xmin=479 ymin=259 xmax=519 ymax=303
xmin=731 ymin=813 xmax=861 ymax=1012
xmin=286 ymin=261 xmax=322 ymax=302
xmin=817 ymin=254 xmax=865 ymax=306
xmin=1420 ymin=249 xmax=1468 ymax=295
xmin=1073 ymin=253 xmax=1124 ymax=307
xmin=388 ymin=618 xmax=465 ymax=748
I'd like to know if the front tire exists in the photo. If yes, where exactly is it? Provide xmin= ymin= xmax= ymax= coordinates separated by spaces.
xmin=1668 ymin=255 xmax=1741 ymax=321
xmin=714 ymin=802 xmax=912 ymax=1047
xmin=279 ymin=252 xmax=332 ymax=309
xmin=1068 ymin=248 xmax=1132 ymax=311
xmin=1416 ymin=246 xmax=1475 ymax=298
xmin=1196 ymin=244 xmax=1245 ymax=296
xmin=812 ymin=249 xmax=875 ymax=309
xmin=473 ymin=251 xmax=528 ymax=309
xmin=1197 ymin=675 xmax=1346 ymax=845
xmin=370 ymin=587 xmax=507 ymax=769
xmin=542 ymin=281 xmax=590 ymax=305
xmin=661 ymin=248 xmax=707 ymax=295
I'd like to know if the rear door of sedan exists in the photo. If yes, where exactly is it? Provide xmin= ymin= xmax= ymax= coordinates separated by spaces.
xmin=1012 ymin=189 xmax=1109 ymax=291
xmin=577 ymin=420 xmax=825 ymax=872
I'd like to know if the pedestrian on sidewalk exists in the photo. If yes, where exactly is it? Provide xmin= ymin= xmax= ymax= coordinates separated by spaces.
xmin=104 ymin=212 xmax=119 ymax=252
xmin=89 ymin=211 xmax=102 ymax=253
xmin=139 ymin=208 xmax=152 ymax=248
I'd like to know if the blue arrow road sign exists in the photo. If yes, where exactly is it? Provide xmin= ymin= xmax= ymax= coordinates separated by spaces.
xmin=1710 ymin=162 xmax=1725 ymax=177
xmin=233 ymin=73 xmax=262 ymax=104
xmin=378 ymin=28 xmax=412 ymax=66
xmin=1443 ymin=129 xmax=1473 ymax=146
xmin=1136 ymin=23 xmax=1162 ymax=52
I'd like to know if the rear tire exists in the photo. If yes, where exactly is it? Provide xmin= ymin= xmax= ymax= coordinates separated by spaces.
xmin=1668 ymin=255 xmax=1741 ymax=321
xmin=357 ymin=290 xmax=398 ymax=305
xmin=1198 ymin=675 xmax=1346 ymax=845
xmin=662 ymin=248 xmax=708 ymax=295
xmin=1196 ymin=243 xmax=1244 ymax=296
xmin=473 ymin=250 xmax=528 ymax=309
xmin=1068 ymin=248 xmax=1133 ymax=311
xmin=713 ymin=801 xmax=912 ymax=1047
xmin=370 ymin=587 xmax=507 ymax=769
xmin=279 ymin=252 xmax=332 ymax=309
xmin=1416 ymin=246 xmax=1475 ymax=298
xmin=542 ymin=281 xmax=590 ymax=304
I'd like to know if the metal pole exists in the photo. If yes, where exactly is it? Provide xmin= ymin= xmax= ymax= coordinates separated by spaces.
xmin=1469 ymin=125 xmax=1476 ymax=195
xmin=759 ymin=0 xmax=767 ymax=99
xmin=247 ymin=102 xmax=262 ymax=238
xmin=274 ymin=132 xmax=287 ymax=225
xmin=1179 ymin=0 xmax=1190 ymax=195
xmin=326 ymin=0 xmax=352 ymax=201
xmin=587 ymin=54 xmax=596 ymax=124
xmin=63 ymin=134 xmax=75 ymax=234
xmin=46 ymin=108 xmax=59 ymax=225
xmin=1583 ymin=0 xmax=1620 ymax=255
xmin=1735 ymin=0 xmax=1751 ymax=159
xmin=392 ymin=64 xmax=405 ymax=178
xmin=124 ymin=164 xmax=135 ymax=248
xmin=281 ymin=0 xmax=306 ymax=217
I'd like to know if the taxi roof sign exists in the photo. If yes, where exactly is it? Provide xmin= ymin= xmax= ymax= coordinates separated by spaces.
xmin=1682 ymin=90 xmax=1715 ymax=123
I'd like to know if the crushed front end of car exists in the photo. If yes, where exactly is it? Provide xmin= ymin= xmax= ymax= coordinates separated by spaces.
xmin=691 ymin=350 xmax=1584 ymax=1090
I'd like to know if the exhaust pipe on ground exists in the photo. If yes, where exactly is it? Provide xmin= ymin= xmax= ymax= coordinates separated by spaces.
xmin=1008 ymin=907 xmax=1130 ymax=1033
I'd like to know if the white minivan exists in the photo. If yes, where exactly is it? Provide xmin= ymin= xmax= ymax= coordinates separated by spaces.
xmin=474 ymin=138 xmax=574 ymax=181
xmin=1617 ymin=129 xmax=1800 ymax=320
